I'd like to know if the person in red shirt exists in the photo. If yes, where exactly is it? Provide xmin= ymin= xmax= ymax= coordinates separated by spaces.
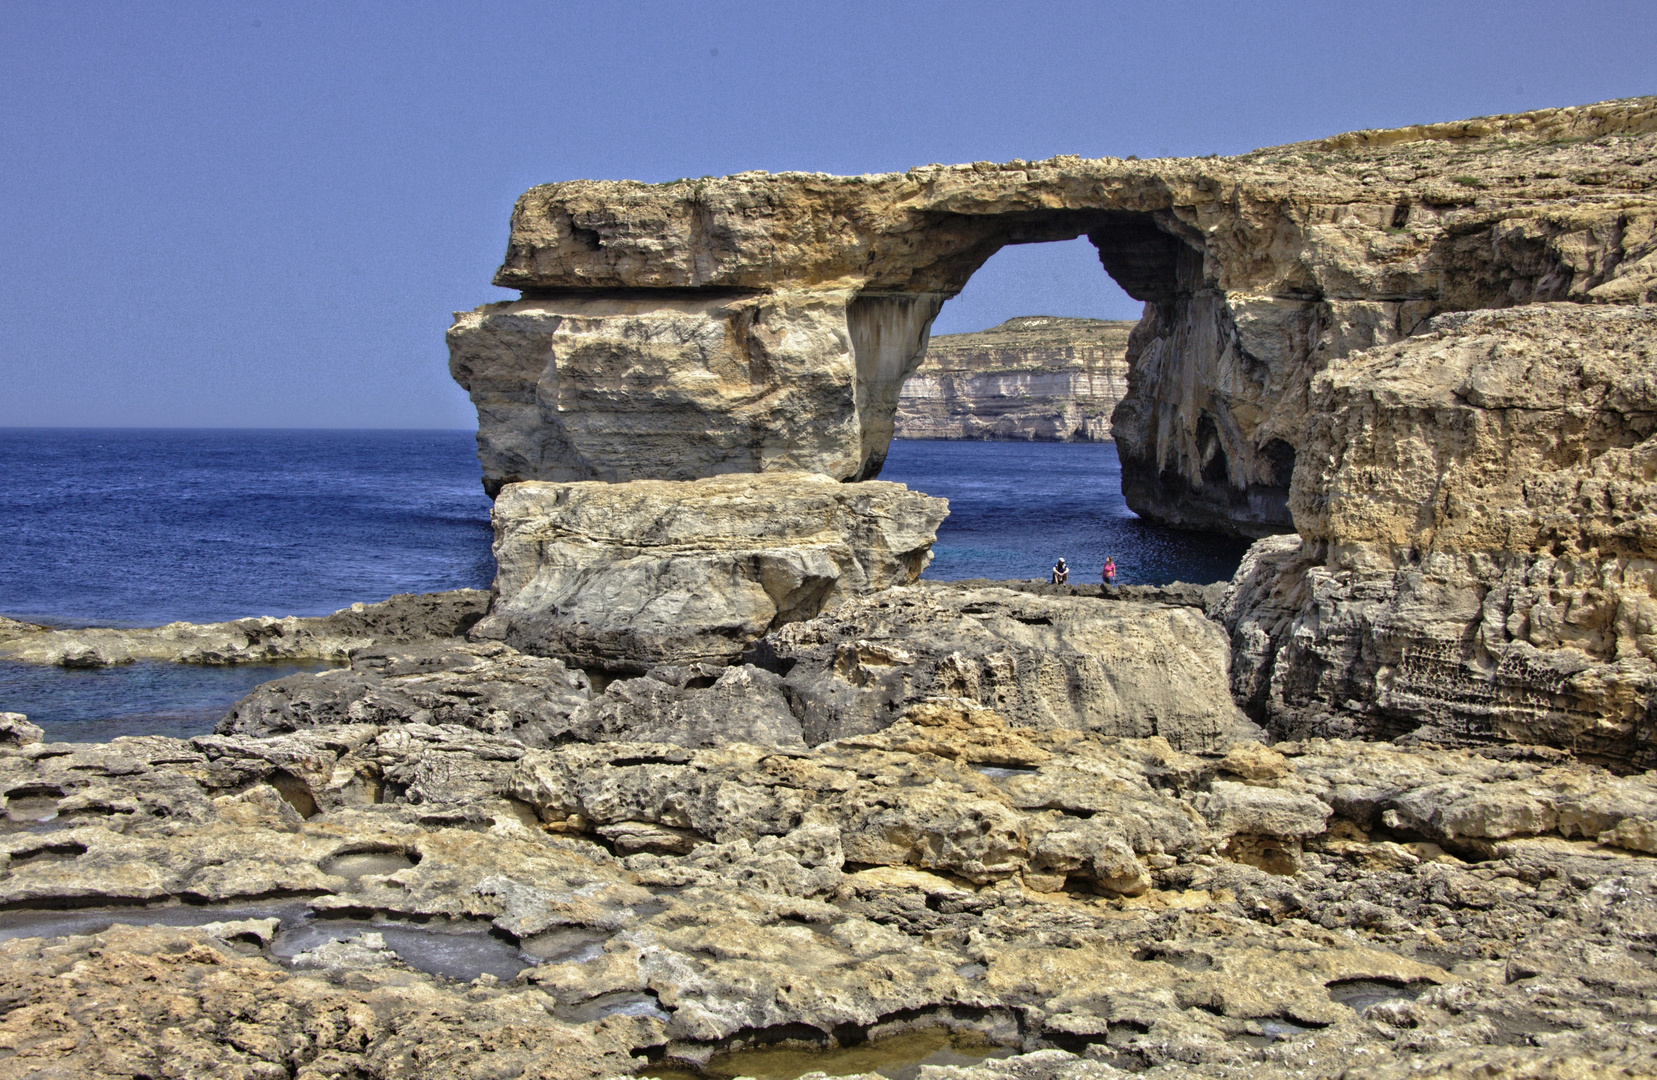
xmin=1102 ymin=557 xmax=1117 ymax=585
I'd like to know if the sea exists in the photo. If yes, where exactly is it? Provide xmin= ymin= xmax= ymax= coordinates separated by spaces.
xmin=0 ymin=430 xmax=1250 ymax=741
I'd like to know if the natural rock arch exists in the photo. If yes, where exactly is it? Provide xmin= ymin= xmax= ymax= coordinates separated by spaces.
xmin=451 ymin=99 xmax=1657 ymax=537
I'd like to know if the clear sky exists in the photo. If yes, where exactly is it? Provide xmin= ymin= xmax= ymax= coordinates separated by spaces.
xmin=2 ymin=1 xmax=1652 ymax=428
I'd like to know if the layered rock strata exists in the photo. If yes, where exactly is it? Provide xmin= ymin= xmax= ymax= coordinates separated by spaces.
xmin=4 ymin=705 xmax=1657 ymax=1077
xmin=1219 ymin=304 xmax=1657 ymax=767
xmin=217 ymin=584 xmax=1242 ymax=754
xmin=747 ymin=582 xmax=1246 ymax=752
xmin=894 ymin=316 xmax=1133 ymax=441
xmin=455 ymin=97 xmax=1656 ymax=538
xmin=469 ymin=472 xmax=948 ymax=672
xmin=0 ymin=590 xmax=490 ymax=667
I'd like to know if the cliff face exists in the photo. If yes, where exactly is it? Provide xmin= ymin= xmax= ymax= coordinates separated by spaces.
xmin=453 ymin=96 xmax=1657 ymax=535
xmin=893 ymin=316 xmax=1133 ymax=441
xmin=1219 ymin=304 xmax=1657 ymax=767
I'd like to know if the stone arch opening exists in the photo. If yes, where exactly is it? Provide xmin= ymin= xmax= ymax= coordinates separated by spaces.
xmin=452 ymin=167 xmax=1326 ymax=540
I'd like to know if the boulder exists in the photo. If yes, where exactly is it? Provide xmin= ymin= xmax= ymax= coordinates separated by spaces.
xmin=1219 ymin=304 xmax=1657 ymax=767
xmin=747 ymin=580 xmax=1246 ymax=751
xmin=470 ymin=472 xmax=948 ymax=672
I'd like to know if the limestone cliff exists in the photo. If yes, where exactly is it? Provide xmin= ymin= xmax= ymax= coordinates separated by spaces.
xmin=893 ymin=316 xmax=1132 ymax=441
xmin=453 ymin=97 xmax=1657 ymax=535
xmin=1218 ymin=304 xmax=1657 ymax=768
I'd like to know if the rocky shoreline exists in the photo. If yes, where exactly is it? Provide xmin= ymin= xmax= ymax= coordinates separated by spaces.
xmin=4 ymin=98 xmax=1656 ymax=1078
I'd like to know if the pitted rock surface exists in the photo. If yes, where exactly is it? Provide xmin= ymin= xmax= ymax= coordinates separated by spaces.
xmin=747 ymin=581 xmax=1246 ymax=751
xmin=470 ymin=472 xmax=948 ymax=672
xmin=1220 ymin=304 xmax=1657 ymax=767
xmin=2 ymin=705 xmax=1657 ymax=1077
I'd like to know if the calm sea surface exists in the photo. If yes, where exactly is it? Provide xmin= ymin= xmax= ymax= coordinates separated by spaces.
xmin=882 ymin=439 xmax=1251 ymax=587
xmin=0 ymin=430 xmax=1248 ymax=740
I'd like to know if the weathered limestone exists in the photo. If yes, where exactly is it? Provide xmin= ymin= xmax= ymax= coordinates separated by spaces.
xmin=6 ymin=712 xmax=1657 ymax=1077
xmin=469 ymin=472 xmax=948 ymax=672
xmin=448 ymin=292 xmax=943 ymax=495
xmin=895 ymin=317 xmax=1133 ymax=441
xmin=747 ymin=581 xmax=1248 ymax=751
xmin=216 ymin=641 xmax=595 ymax=746
xmin=1219 ymin=304 xmax=1657 ymax=767
xmin=456 ymin=98 xmax=1657 ymax=538
xmin=0 ymin=590 xmax=490 ymax=667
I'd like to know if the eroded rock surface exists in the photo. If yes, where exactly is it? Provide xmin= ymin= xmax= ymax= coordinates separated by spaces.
xmin=470 ymin=472 xmax=948 ymax=672
xmin=457 ymin=98 xmax=1657 ymax=537
xmin=895 ymin=317 xmax=1133 ymax=442
xmin=748 ymin=582 xmax=1247 ymax=751
xmin=3 ymin=704 xmax=1657 ymax=1077
xmin=0 ymin=589 xmax=490 ymax=667
xmin=1220 ymin=305 xmax=1657 ymax=767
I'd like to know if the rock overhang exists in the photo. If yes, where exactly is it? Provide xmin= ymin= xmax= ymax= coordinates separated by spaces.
xmin=455 ymin=97 xmax=1657 ymax=538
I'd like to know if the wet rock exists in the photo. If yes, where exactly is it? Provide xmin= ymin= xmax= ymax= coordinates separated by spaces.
xmin=749 ymin=581 xmax=1245 ymax=751
xmin=471 ymin=472 xmax=947 ymax=671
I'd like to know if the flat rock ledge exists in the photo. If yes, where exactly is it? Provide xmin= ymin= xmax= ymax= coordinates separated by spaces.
xmin=0 ymin=589 xmax=490 ymax=667
xmin=470 ymin=472 xmax=949 ymax=673
xmin=2 ymin=704 xmax=1656 ymax=1078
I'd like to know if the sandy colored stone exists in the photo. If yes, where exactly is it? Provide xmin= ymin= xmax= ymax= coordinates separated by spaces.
xmin=458 ymin=98 xmax=1657 ymax=537
xmin=4 ymin=715 xmax=1657 ymax=1075
xmin=750 ymin=581 xmax=1247 ymax=750
xmin=1220 ymin=305 xmax=1657 ymax=765
xmin=470 ymin=472 xmax=947 ymax=672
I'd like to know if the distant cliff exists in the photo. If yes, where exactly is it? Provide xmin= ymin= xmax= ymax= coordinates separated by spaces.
xmin=895 ymin=316 xmax=1134 ymax=441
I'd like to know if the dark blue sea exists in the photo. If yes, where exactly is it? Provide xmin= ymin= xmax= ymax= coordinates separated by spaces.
xmin=0 ymin=430 xmax=1246 ymax=740
xmin=883 ymin=440 xmax=1251 ymax=587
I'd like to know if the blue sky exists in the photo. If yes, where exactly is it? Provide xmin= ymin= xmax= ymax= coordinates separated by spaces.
xmin=2 ymin=0 xmax=1652 ymax=428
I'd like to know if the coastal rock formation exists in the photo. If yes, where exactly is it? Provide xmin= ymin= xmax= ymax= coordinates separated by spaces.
xmin=469 ymin=472 xmax=947 ymax=672
xmin=747 ymin=581 xmax=1247 ymax=751
xmin=0 ymin=589 xmax=490 ymax=667
xmin=4 ymin=710 xmax=1657 ymax=1076
xmin=216 ymin=641 xmax=595 ymax=746
xmin=217 ymin=641 xmax=808 ymax=752
xmin=1219 ymin=304 xmax=1657 ymax=767
xmin=894 ymin=317 xmax=1133 ymax=441
xmin=456 ymin=98 xmax=1657 ymax=538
